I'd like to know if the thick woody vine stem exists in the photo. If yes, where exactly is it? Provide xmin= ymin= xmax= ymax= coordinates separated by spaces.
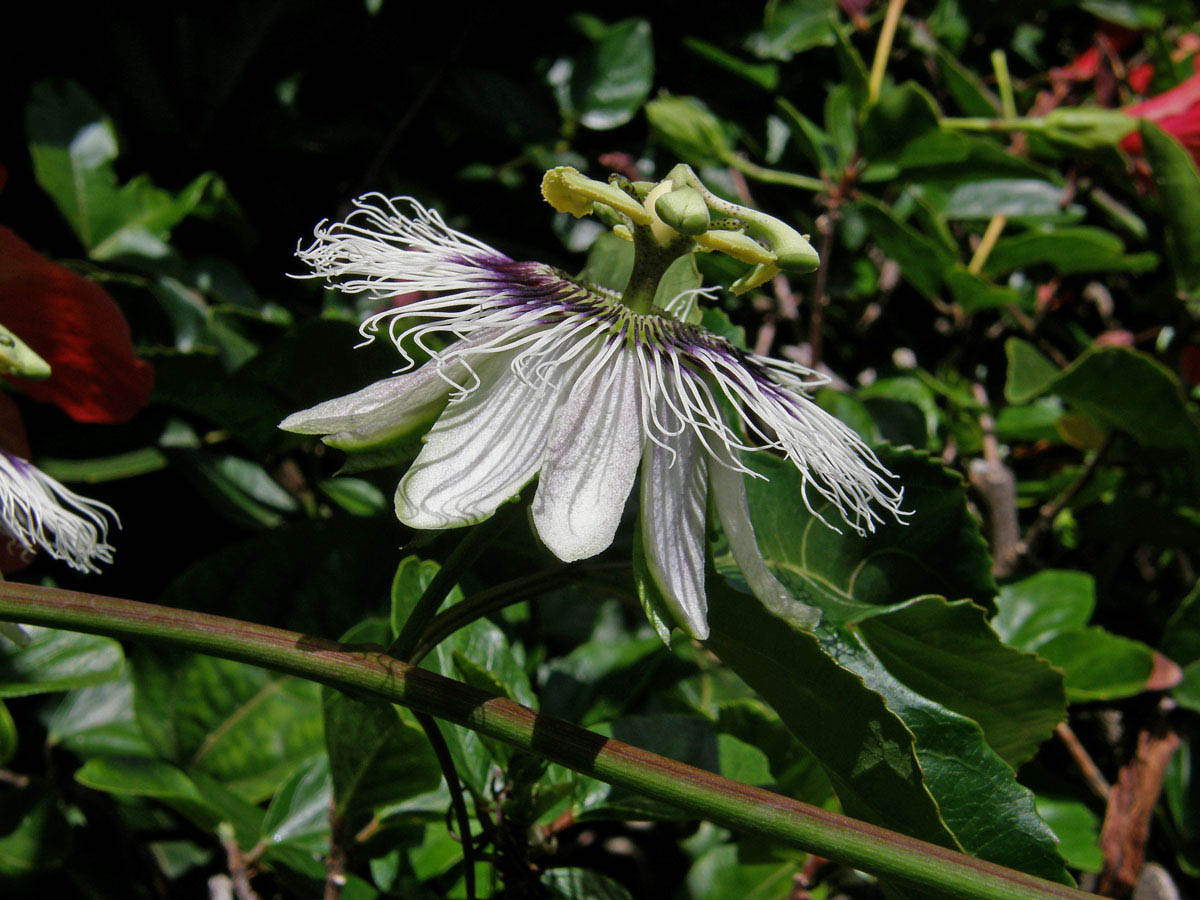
xmin=0 ymin=582 xmax=1101 ymax=900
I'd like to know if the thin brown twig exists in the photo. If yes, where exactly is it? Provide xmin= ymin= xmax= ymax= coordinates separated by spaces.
xmin=967 ymin=384 xmax=1022 ymax=577
xmin=218 ymin=827 xmax=262 ymax=900
xmin=1055 ymin=722 xmax=1111 ymax=801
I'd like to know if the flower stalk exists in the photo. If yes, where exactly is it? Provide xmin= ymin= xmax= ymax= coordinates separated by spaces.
xmin=0 ymin=582 xmax=1100 ymax=900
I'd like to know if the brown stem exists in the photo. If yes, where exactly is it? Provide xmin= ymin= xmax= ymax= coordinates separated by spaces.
xmin=1019 ymin=437 xmax=1113 ymax=562
xmin=219 ymin=827 xmax=262 ymax=900
xmin=969 ymin=384 xmax=1022 ymax=578
xmin=1055 ymin=723 xmax=1111 ymax=801
xmin=1097 ymin=718 xmax=1180 ymax=897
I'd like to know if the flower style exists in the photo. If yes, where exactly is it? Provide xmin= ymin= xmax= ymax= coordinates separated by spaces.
xmin=282 ymin=185 xmax=905 ymax=639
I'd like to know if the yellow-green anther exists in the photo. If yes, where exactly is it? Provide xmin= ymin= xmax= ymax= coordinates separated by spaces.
xmin=612 ymin=224 xmax=633 ymax=242
xmin=694 ymin=230 xmax=776 ymax=266
xmin=541 ymin=167 xmax=651 ymax=225
xmin=654 ymin=186 xmax=710 ymax=236
xmin=0 ymin=325 xmax=50 ymax=380
xmin=731 ymin=262 xmax=781 ymax=295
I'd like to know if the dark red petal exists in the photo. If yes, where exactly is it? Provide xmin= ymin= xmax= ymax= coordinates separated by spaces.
xmin=0 ymin=226 xmax=153 ymax=423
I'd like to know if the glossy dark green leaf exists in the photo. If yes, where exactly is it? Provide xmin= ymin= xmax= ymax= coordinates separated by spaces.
xmin=982 ymin=227 xmax=1157 ymax=276
xmin=566 ymin=18 xmax=654 ymax=131
xmin=318 ymin=478 xmax=387 ymax=516
xmin=859 ymin=597 xmax=1065 ymax=767
xmin=863 ymin=82 xmax=967 ymax=171
xmin=685 ymin=843 xmax=800 ymax=900
xmin=992 ymin=570 xmax=1096 ymax=652
xmin=683 ymin=37 xmax=779 ymax=90
xmin=824 ymin=626 xmax=1071 ymax=883
xmin=1004 ymin=342 xmax=1200 ymax=483
xmin=645 ymin=95 xmax=733 ymax=167
xmin=1037 ymin=628 xmax=1156 ymax=702
xmin=1035 ymin=796 xmax=1104 ymax=873
xmin=0 ymin=626 xmax=123 ymax=698
xmin=74 ymin=756 xmax=206 ymax=802
xmin=323 ymin=690 xmax=442 ymax=825
xmin=744 ymin=0 xmax=837 ymax=61
xmin=543 ymin=867 xmax=634 ymax=899
xmin=130 ymin=647 xmax=324 ymax=801
xmin=737 ymin=448 xmax=996 ymax=623
xmin=934 ymin=179 xmax=1069 ymax=221
xmin=43 ymin=676 xmax=155 ymax=759
xmin=175 ymin=451 xmax=298 ymax=529
xmin=1141 ymin=119 xmax=1200 ymax=295
xmin=260 ymin=754 xmax=333 ymax=856
xmin=25 ymin=80 xmax=219 ymax=259
xmin=704 ymin=582 xmax=960 ymax=851
xmin=37 ymin=447 xmax=168 ymax=484
xmin=856 ymin=197 xmax=955 ymax=299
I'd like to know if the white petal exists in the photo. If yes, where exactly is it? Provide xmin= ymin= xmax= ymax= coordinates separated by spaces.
xmin=396 ymin=351 xmax=585 ymax=529
xmin=709 ymin=447 xmax=819 ymax=630
xmin=640 ymin=404 xmax=709 ymax=639
xmin=279 ymin=355 xmax=468 ymax=450
xmin=532 ymin=347 xmax=645 ymax=562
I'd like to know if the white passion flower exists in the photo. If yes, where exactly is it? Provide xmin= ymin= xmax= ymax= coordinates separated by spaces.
xmin=281 ymin=185 xmax=905 ymax=639
xmin=0 ymin=450 xmax=117 ymax=573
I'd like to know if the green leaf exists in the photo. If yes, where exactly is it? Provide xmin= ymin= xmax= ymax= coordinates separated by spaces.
xmin=74 ymin=756 xmax=205 ymax=802
xmin=37 ymin=448 xmax=168 ymax=484
xmin=855 ymin=196 xmax=955 ymax=299
xmin=323 ymin=690 xmax=442 ymax=826
xmin=1173 ymin=661 xmax=1200 ymax=715
xmin=829 ymin=630 xmax=1072 ymax=883
xmin=993 ymin=570 xmax=1096 ymax=652
xmin=982 ymin=227 xmax=1157 ymax=276
xmin=174 ymin=451 xmax=298 ymax=529
xmin=542 ymin=867 xmax=634 ymax=900
xmin=859 ymin=597 xmax=1065 ymax=767
xmin=736 ymin=448 xmax=996 ymax=624
xmin=1037 ymin=628 xmax=1156 ymax=702
xmin=1141 ymin=119 xmax=1200 ymax=295
xmin=1003 ymin=339 xmax=1061 ymax=406
xmin=704 ymin=582 xmax=960 ymax=851
xmin=645 ymin=95 xmax=733 ymax=167
xmin=318 ymin=478 xmax=387 ymax=516
xmin=0 ymin=702 xmax=15 ymax=767
xmin=389 ymin=554 xmax=464 ymax=646
xmin=0 ymin=626 xmax=123 ymax=698
xmin=1035 ymin=796 xmax=1104 ymax=873
xmin=933 ymin=179 xmax=1071 ymax=221
xmin=1004 ymin=342 xmax=1200 ymax=483
xmin=863 ymin=82 xmax=967 ymax=171
xmin=577 ymin=231 xmax=634 ymax=292
xmin=25 ymin=80 xmax=219 ymax=258
xmin=744 ymin=0 xmax=837 ymax=61
xmin=1164 ymin=582 xmax=1200 ymax=666
xmin=562 ymin=18 xmax=653 ymax=131
xmin=0 ymin=787 xmax=70 ymax=876
xmin=261 ymin=755 xmax=332 ymax=856
xmin=685 ymin=843 xmax=800 ymax=900
xmin=43 ymin=675 xmax=155 ymax=759
xmin=130 ymin=647 xmax=325 ymax=801
xmin=683 ymin=37 xmax=779 ymax=91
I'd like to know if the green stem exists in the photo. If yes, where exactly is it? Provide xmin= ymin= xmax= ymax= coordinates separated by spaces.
xmin=0 ymin=583 xmax=1099 ymax=900
xmin=942 ymin=116 xmax=1046 ymax=132
xmin=620 ymin=229 xmax=690 ymax=314
xmin=388 ymin=518 xmax=499 ymax=659
xmin=724 ymin=154 xmax=825 ymax=192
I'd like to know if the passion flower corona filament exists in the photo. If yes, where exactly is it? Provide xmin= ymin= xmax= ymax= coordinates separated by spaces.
xmin=0 ymin=450 xmax=117 ymax=573
xmin=283 ymin=187 xmax=906 ymax=639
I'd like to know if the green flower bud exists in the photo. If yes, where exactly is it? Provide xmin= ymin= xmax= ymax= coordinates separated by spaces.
xmin=1041 ymin=108 xmax=1137 ymax=150
xmin=654 ymin=186 xmax=711 ymax=236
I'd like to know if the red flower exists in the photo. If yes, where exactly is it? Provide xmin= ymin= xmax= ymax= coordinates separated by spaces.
xmin=1120 ymin=71 xmax=1200 ymax=164
xmin=0 ymin=226 xmax=153 ymax=423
